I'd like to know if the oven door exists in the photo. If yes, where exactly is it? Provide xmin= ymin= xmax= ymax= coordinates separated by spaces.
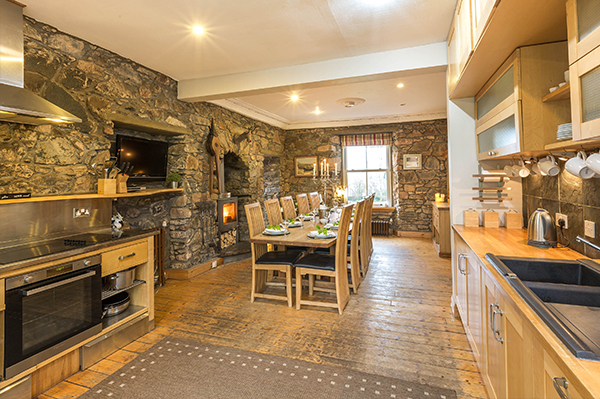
xmin=4 ymin=264 xmax=102 ymax=379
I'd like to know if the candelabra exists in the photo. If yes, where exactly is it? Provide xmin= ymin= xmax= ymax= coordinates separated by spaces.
xmin=313 ymin=171 xmax=339 ymax=207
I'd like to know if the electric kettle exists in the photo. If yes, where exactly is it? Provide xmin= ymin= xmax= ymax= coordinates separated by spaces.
xmin=527 ymin=208 xmax=557 ymax=247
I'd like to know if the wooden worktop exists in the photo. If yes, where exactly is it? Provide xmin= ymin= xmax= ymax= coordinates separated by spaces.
xmin=0 ymin=188 xmax=183 ymax=205
xmin=453 ymin=225 xmax=600 ymax=396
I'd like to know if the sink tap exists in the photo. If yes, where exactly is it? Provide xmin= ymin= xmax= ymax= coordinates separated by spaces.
xmin=576 ymin=236 xmax=600 ymax=252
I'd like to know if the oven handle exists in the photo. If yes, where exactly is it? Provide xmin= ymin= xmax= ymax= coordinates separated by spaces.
xmin=19 ymin=270 xmax=97 ymax=297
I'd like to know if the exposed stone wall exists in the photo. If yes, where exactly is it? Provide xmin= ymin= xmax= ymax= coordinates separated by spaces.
xmin=0 ymin=17 xmax=283 ymax=269
xmin=282 ymin=120 xmax=448 ymax=232
xmin=263 ymin=156 xmax=281 ymax=200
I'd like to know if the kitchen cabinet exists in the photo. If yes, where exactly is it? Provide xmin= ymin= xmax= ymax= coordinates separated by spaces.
xmin=566 ymin=0 xmax=600 ymax=65
xmin=569 ymin=44 xmax=600 ymax=141
xmin=471 ymin=0 xmax=496 ymax=48
xmin=540 ymin=350 xmax=586 ymax=399
xmin=483 ymin=271 xmax=506 ymax=399
xmin=475 ymin=42 xmax=570 ymax=160
xmin=432 ymin=202 xmax=450 ymax=257
xmin=447 ymin=0 xmax=473 ymax=95
xmin=102 ymin=240 xmax=149 ymax=277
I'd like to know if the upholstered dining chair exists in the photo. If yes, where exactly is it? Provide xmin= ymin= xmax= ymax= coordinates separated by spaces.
xmin=309 ymin=192 xmax=320 ymax=211
xmin=264 ymin=198 xmax=283 ymax=226
xmin=296 ymin=193 xmax=310 ymax=215
xmin=244 ymin=202 xmax=302 ymax=307
xmin=294 ymin=203 xmax=353 ymax=314
xmin=280 ymin=196 xmax=297 ymax=220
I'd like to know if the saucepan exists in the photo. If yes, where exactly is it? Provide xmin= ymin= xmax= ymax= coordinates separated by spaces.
xmin=102 ymin=292 xmax=130 ymax=318
xmin=103 ymin=266 xmax=136 ymax=290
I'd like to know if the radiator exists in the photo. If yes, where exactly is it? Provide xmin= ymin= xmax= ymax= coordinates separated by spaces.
xmin=371 ymin=220 xmax=390 ymax=236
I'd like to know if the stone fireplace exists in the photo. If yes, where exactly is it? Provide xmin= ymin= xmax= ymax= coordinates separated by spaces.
xmin=217 ymin=197 xmax=238 ymax=249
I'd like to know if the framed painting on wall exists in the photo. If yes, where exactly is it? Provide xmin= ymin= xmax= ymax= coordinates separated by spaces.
xmin=294 ymin=156 xmax=318 ymax=177
xmin=403 ymin=154 xmax=422 ymax=170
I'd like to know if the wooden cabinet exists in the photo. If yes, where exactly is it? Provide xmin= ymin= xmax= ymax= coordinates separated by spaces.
xmin=471 ymin=0 xmax=497 ymax=47
xmin=101 ymin=240 xmax=149 ymax=277
xmin=447 ymin=0 xmax=473 ymax=95
xmin=540 ymin=351 xmax=586 ymax=399
xmin=432 ymin=202 xmax=450 ymax=257
xmin=566 ymin=0 xmax=600 ymax=65
xmin=483 ymin=271 xmax=506 ymax=399
xmin=570 ymin=44 xmax=600 ymax=141
xmin=475 ymin=42 xmax=571 ymax=160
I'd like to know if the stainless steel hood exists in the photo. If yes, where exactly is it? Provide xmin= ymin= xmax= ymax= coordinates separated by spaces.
xmin=0 ymin=0 xmax=81 ymax=125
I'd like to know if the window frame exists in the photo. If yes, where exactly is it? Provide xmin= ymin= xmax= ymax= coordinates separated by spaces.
xmin=342 ymin=145 xmax=392 ymax=206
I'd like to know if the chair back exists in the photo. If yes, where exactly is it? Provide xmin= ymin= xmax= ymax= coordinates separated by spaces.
xmin=309 ymin=192 xmax=320 ymax=210
xmin=350 ymin=199 xmax=366 ymax=267
xmin=244 ymin=202 xmax=268 ymax=261
xmin=264 ymin=198 xmax=283 ymax=226
xmin=334 ymin=203 xmax=354 ymax=298
xmin=359 ymin=194 xmax=374 ymax=268
xmin=296 ymin=193 xmax=310 ymax=215
xmin=280 ymin=196 xmax=296 ymax=220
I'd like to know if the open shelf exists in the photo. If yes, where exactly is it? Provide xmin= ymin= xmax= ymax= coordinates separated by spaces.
xmin=102 ymin=304 xmax=146 ymax=330
xmin=473 ymin=187 xmax=509 ymax=191
xmin=544 ymin=137 xmax=600 ymax=151
xmin=102 ymin=280 xmax=146 ymax=300
xmin=472 ymin=197 xmax=513 ymax=202
xmin=0 ymin=188 xmax=183 ymax=205
xmin=542 ymin=83 xmax=570 ymax=102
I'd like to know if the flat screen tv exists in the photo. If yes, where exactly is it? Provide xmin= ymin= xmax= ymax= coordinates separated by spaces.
xmin=116 ymin=135 xmax=169 ymax=182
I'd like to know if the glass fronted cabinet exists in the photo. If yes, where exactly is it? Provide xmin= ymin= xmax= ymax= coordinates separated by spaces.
xmin=566 ymin=0 xmax=600 ymax=65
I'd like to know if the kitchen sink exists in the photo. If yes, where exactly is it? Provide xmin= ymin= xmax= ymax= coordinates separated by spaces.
xmin=486 ymin=254 xmax=600 ymax=360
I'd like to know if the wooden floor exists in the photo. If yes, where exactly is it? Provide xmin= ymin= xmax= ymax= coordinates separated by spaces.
xmin=41 ymin=236 xmax=487 ymax=399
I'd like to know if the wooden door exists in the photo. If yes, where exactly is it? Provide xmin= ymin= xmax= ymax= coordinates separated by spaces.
xmin=457 ymin=0 xmax=473 ymax=73
xmin=467 ymin=255 xmax=483 ymax=365
xmin=454 ymin=237 xmax=468 ymax=320
xmin=543 ymin=352 xmax=586 ymax=399
xmin=567 ymin=0 xmax=600 ymax=64
xmin=570 ymin=45 xmax=600 ymax=141
xmin=471 ymin=0 xmax=497 ymax=47
xmin=483 ymin=272 xmax=506 ymax=399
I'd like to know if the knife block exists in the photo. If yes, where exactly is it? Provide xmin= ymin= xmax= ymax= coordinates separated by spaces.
xmin=98 ymin=179 xmax=116 ymax=195
xmin=116 ymin=175 xmax=128 ymax=194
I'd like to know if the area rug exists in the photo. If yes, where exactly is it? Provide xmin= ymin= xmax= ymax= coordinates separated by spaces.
xmin=79 ymin=336 xmax=457 ymax=399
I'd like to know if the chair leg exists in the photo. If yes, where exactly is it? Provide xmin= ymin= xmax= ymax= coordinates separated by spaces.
xmin=286 ymin=266 xmax=293 ymax=307
xmin=296 ymin=268 xmax=302 ymax=310
xmin=308 ymin=274 xmax=315 ymax=296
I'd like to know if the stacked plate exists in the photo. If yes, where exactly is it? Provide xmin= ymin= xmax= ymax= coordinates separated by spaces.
xmin=557 ymin=123 xmax=573 ymax=140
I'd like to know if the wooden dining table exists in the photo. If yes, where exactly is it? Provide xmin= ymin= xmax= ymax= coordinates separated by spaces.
xmin=249 ymin=220 xmax=349 ymax=253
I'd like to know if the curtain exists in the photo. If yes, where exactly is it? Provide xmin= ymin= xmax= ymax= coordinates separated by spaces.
xmin=340 ymin=133 xmax=391 ymax=146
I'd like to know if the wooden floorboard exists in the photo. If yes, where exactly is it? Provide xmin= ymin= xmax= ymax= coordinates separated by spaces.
xmin=152 ymin=236 xmax=487 ymax=399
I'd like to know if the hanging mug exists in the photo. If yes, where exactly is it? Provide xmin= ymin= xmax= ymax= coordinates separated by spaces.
xmin=586 ymin=151 xmax=600 ymax=174
xmin=566 ymin=151 xmax=595 ymax=179
xmin=538 ymin=155 xmax=560 ymax=176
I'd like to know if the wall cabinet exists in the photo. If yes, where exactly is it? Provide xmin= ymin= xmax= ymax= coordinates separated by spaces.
xmin=475 ymin=42 xmax=570 ymax=160
xmin=566 ymin=0 xmax=600 ymax=65
xmin=447 ymin=0 xmax=473 ymax=95
xmin=471 ymin=0 xmax=497 ymax=47
xmin=569 ymin=40 xmax=600 ymax=141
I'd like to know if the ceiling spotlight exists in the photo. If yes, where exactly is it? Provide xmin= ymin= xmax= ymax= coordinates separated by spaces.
xmin=397 ymin=83 xmax=405 ymax=88
xmin=335 ymin=97 xmax=365 ymax=108
xmin=314 ymin=107 xmax=322 ymax=115
xmin=192 ymin=26 xmax=205 ymax=35
xmin=290 ymin=94 xmax=299 ymax=101
xmin=400 ymin=103 xmax=406 ymax=106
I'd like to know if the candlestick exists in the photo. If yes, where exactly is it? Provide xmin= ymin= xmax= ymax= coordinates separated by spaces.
xmin=326 ymin=163 xmax=329 ymax=176
xmin=335 ymin=162 xmax=338 ymax=175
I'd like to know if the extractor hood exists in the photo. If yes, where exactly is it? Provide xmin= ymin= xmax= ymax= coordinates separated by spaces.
xmin=0 ymin=0 xmax=81 ymax=125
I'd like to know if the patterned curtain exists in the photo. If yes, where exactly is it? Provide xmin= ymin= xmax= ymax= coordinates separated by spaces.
xmin=340 ymin=133 xmax=391 ymax=146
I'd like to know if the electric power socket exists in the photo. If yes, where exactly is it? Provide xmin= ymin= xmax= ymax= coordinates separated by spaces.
xmin=556 ymin=213 xmax=568 ymax=229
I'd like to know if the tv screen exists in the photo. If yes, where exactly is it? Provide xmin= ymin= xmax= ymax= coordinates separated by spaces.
xmin=116 ymin=135 xmax=169 ymax=181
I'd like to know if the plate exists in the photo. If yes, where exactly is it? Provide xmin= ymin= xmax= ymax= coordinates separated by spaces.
xmin=303 ymin=217 xmax=313 ymax=221
xmin=287 ymin=222 xmax=302 ymax=228
xmin=263 ymin=229 xmax=289 ymax=236
xmin=307 ymin=231 xmax=336 ymax=239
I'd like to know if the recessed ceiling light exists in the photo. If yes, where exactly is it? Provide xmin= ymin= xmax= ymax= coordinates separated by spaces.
xmin=192 ymin=26 xmax=205 ymax=35
xmin=314 ymin=107 xmax=322 ymax=115
xmin=397 ymin=83 xmax=405 ymax=88
xmin=290 ymin=94 xmax=299 ymax=101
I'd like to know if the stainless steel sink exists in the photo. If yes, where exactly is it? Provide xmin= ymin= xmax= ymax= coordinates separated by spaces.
xmin=486 ymin=254 xmax=600 ymax=360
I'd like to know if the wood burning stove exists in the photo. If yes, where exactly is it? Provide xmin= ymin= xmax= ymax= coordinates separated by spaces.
xmin=217 ymin=197 xmax=238 ymax=249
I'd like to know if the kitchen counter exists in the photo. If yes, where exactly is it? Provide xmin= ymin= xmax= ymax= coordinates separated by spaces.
xmin=453 ymin=225 xmax=600 ymax=396
xmin=0 ymin=228 xmax=159 ymax=276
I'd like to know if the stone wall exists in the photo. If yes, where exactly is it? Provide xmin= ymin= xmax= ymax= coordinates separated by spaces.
xmin=0 ymin=17 xmax=283 ymax=269
xmin=281 ymin=120 xmax=448 ymax=232
xmin=263 ymin=156 xmax=281 ymax=200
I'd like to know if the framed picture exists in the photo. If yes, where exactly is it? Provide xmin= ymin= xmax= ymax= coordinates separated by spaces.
xmin=403 ymin=154 xmax=422 ymax=170
xmin=294 ymin=156 xmax=318 ymax=177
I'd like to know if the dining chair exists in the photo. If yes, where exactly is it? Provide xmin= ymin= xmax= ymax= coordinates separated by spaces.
xmin=347 ymin=198 xmax=366 ymax=293
xmin=294 ymin=203 xmax=353 ymax=314
xmin=360 ymin=194 xmax=374 ymax=275
xmin=309 ymin=191 xmax=320 ymax=210
xmin=265 ymin=198 xmax=283 ymax=226
xmin=280 ymin=196 xmax=297 ymax=220
xmin=244 ymin=202 xmax=302 ymax=307
xmin=296 ymin=193 xmax=310 ymax=215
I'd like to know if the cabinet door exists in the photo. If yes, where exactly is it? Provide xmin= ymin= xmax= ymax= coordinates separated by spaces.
xmin=447 ymin=20 xmax=460 ymax=95
xmin=503 ymin=301 xmax=531 ymax=399
xmin=543 ymin=352 xmax=586 ymax=399
xmin=455 ymin=244 xmax=468 ymax=320
xmin=567 ymin=0 xmax=600 ymax=64
xmin=471 ymin=0 xmax=497 ymax=47
xmin=467 ymin=254 xmax=483 ymax=365
xmin=457 ymin=0 xmax=473 ymax=73
xmin=483 ymin=273 xmax=506 ymax=399
xmin=476 ymin=101 xmax=522 ymax=160
xmin=570 ymin=45 xmax=600 ymax=140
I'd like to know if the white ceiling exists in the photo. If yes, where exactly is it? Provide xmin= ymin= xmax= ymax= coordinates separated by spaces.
xmin=22 ymin=0 xmax=454 ymax=128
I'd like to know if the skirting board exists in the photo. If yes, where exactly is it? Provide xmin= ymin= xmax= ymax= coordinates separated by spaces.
xmin=393 ymin=230 xmax=433 ymax=238
xmin=166 ymin=258 xmax=224 ymax=280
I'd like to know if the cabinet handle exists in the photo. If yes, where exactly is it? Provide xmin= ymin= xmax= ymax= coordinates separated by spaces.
xmin=458 ymin=253 xmax=468 ymax=275
xmin=489 ymin=302 xmax=504 ymax=343
xmin=552 ymin=377 xmax=569 ymax=399
xmin=118 ymin=252 xmax=136 ymax=260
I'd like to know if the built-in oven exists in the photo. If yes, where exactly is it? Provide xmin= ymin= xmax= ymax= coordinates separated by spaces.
xmin=4 ymin=255 xmax=102 ymax=380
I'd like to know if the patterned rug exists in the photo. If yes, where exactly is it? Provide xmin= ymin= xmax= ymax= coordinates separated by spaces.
xmin=79 ymin=336 xmax=457 ymax=399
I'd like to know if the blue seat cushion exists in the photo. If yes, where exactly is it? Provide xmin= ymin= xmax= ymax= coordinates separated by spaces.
xmin=256 ymin=251 xmax=302 ymax=266
xmin=294 ymin=253 xmax=335 ymax=271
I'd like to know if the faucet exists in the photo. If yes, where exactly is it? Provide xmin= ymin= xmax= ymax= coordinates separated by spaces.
xmin=576 ymin=236 xmax=600 ymax=252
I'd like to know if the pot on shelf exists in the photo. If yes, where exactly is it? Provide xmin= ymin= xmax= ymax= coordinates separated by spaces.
xmin=103 ymin=266 xmax=136 ymax=290
xmin=102 ymin=291 xmax=130 ymax=318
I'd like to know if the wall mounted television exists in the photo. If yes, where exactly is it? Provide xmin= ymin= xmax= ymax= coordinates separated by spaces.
xmin=116 ymin=135 xmax=169 ymax=182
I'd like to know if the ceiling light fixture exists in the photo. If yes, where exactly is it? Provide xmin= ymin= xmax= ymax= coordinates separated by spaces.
xmin=192 ymin=26 xmax=205 ymax=35
xmin=290 ymin=94 xmax=299 ymax=101
xmin=397 ymin=83 xmax=405 ymax=88
xmin=335 ymin=97 xmax=365 ymax=108
xmin=314 ymin=107 xmax=321 ymax=115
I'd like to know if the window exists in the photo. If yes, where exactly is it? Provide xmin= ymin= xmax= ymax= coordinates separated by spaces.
xmin=343 ymin=145 xmax=391 ymax=205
